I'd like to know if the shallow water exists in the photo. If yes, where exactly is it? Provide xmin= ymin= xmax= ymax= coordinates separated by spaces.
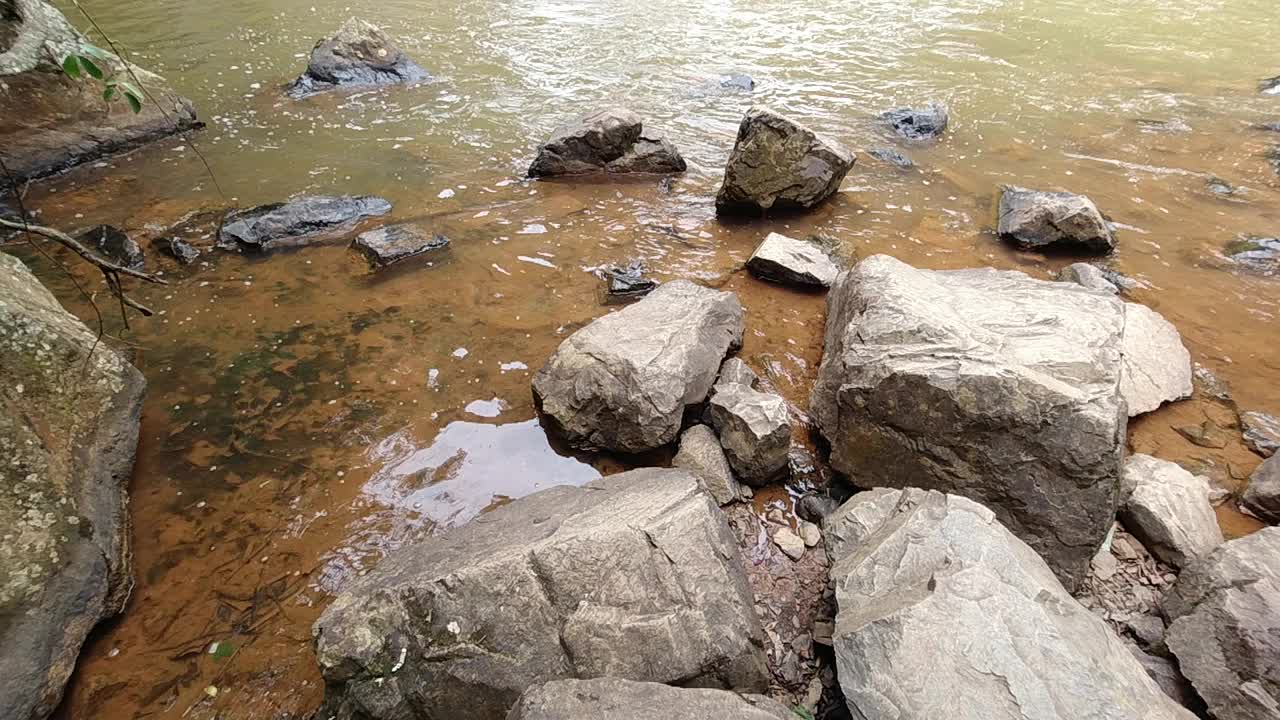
xmin=8 ymin=0 xmax=1279 ymax=716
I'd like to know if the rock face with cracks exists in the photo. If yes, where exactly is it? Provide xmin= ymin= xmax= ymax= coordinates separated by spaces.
xmin=533 ymin=280 xmax=744 ymax=453
xmin=312 ymin=469 xmax=769 ymax=720
xmin=823 ymin=487 xmax=1198 ymax=720
xmin=0 ymin=252 xmax=145 ymax=720
xmin=506 ymin=678 xmax=794 ymax=720
xmin=812 ymin=255 xmax=1127 ymax=589
xmin=998 ymin=187 xmax=1116 ymax=254
xmin=709 ymin=382 xmax=791 ymax=486
xmin=528 ymin=108 xmax=685 ymax=178
xmin=1120 ymin=454 xmax=1223 ymax=568
xmin=1119 ymin=303 xmax=1193 ymax=417
xmin=1163 ymin=528 xmax=1280 ymax=720
xmin=287 ymin=17 xmax=428 ymax=97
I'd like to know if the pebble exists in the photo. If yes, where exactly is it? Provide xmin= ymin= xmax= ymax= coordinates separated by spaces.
xmin=798 ymin=521 xmax=821 ymax=548
xmin=773 ymin=528 xmax=806 ymax=560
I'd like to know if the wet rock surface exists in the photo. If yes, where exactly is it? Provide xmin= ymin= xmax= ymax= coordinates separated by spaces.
xmin=79 ymin=224 xmax=143 ymax=270
xmin=1242 ymin=455 xmax=1280 ymax=523
xmin=865 ymin=146 xmax=914 ymax=168
xmin=671 ymin=424 xmax=740 ymax=505
xmin=1261 ymin=76 xmax=1280 ymax=95
xmin=1242 ymin=410 xmax=1280 ymax=457
xmin=351 ymin=224 xmax=448 ymax=268
xmin=600 ymin=261 xmax=657 ymax=304
xmin=1120 ymin=454 xmax=1223 ymax=568
xmin=715 ymin=106 xmax=854 ymax=215
xmin=1120 ymin=302 xmax=1193 ymax=417
xmin=533 ymin=280 xmax=744 ymax=453
xmin=1224 ymin=236 xmax=1280 ymax=274
xmin=287 ymin=17 xmax=428 ymax=97
xmin=507 ymin=678 xmax=793 ymax=720
xmin=812 ymin=255 xmax=1126 ymax=589
xmin=528 ymin=108 xmax=685 ymax=177
xmin=998 ymin=186 xmax=1117 ymax=254
xmin=0 ymin=252 xmax=144 ymax=720
xmin=218 ymin=195 xmax=392 ymax=252
xmin=880 ymin=101 xmax=948 ymax=140
xmin=0 ymin=0 xmax=199 ymax=182
xmin=824 ymin=488 xmax=1196 ymax=720
xmin=164 ymin=237 xmax=200 ymax=265
xmin=719 ymin=73 xmax=756 ymax=91
xmin=1057 ymin=261 xmax=1119 ymax=294
xmin=1163 ymin=528 xmax=1280 ymax=720
xmin=312 ymin=469 xmax=769 ymax=720
xmin=746 ymin=232 xmax=839 ymax=288
xmin=710 ymin=381 xmax=792 ymax=485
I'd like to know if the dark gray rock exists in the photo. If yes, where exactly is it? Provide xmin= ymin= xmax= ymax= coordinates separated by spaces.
xmin=824 ymin=488 xmax=1197 ymax=720
xmin=746 ymin=232 xmax=840 ymax=288
xmin=1126 ymin=644 xmax=1204 ymax=710
xmin=1242 ymin=411 xmax=1280 ymax=458
xmin=1263 ymin=76 xmax=1280 ymax=95
xmin=1120 ymin=302 xmax=1193 ymax=417
xmin=352 ymin=224 xmax=448 ymax=268
xmin=672 ymin=424 xmax=740 ymax=505
xmin=865 ymin=146 xmax=914 ymax=168
xmin=164 ymin=238 xmax=200 ymax=265
xmin=0 ymin=252 xmax=144 ymax=720
xmin=1255 ymin=121 xmax=1280 ymax=132
xmin=287 ymin=17 xmax=428 ymax=97
xmin=1163 ymin=528 xmax=1280 ymax=720
xmin=796 ymin=493 xmax=841 ymax=524
xmin=709 ymin=382 xmax=791 ymax=486
xmin=601 ymin=261 xmax=656 ymax=305
xmin=1225 ymin=236 xmax=1280 ymax=275
xmin=812 ymin=255 xmax=1127 ymax=589
xmin=1242 ymin=455 xmax=1280 ymax=524
xmin=998 ymin=186 xmax=1116 ymax=254
xmin=718 ymin=73 xmax=756 ymax=91
xmin=533 ymin=280 xmax=744 ymax=453
xmin=1057 ymin=262 xmax=1119 ymax=294
xmin=881 ymin=101 xmax=949 ymax=140
xmin=1206 ymin=177 xmax=1240 ymax=197
xmin=312 ymin=469 xmax=769 ymax=720
xmin=1125 ymin=614 xmax=1168 ymax=655
xmin=78 ymin=225 xmax=143 ymax=270
xmin=218 ymin=195 xmax=392 ymax=252
xmin=1120 ymin=454 xmax=1224 ymax=568
xmin=715 ymin=106 xmax=854 ymax=215
xmin=507 ymin=678 xmax=792 ymax=720
xmin=528 ymin=109 xmax=685 ymax=178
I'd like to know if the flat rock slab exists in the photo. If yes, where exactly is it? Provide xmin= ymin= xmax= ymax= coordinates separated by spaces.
xmin=1242 ymin=411 xmax=1280 ymax=457
xmin=880 ymin=101 xmax=948 ymax=140
xmin=533 ymin=280 xmax=744 ymax=453
xmin=508 ymin=678 xmax=792 ymax=720
xmin=1120 ymin=454 xmax=1223 ymax=568
xmin=1163 ymin=528 xmax=1280 ymax=720
xmin=812 ymin=255 xmax=1126 ymax=589
xmin=287 ymin=17 xmax=428 ymax=97
xmin=716 ymin=106 xmax=854 ymax=215
xmin=672 ymin=424 xmax=740 ymax=505
xmin=998 ymin=187 xmax=1116 ymax=254
xmin=824 ymin=488 xmax=1197 ymax=720
xmin=1058 ymin=262 xmax=1120 ymax=294
xmin=746 ymin=232 xmax=839 ymax=288
xmin=528 ymin=108 xmax=685 ymax=177
xmin=352 ymin=224 xmax=448 ymax=267
xmin=218 ymin=195 xmax=392 ymax=251
xmin=1120 ymin=303 xmax=1193 ymax=416
xmin=0 ymin=252 xmax=144 ymax=720
xmin=710 ymin=382 xmax=791 ymax=485
xmin=313 ymin=469 xmax=769 ymax=720
xmin=1242 ymin=455 xmax=1280 ymax=523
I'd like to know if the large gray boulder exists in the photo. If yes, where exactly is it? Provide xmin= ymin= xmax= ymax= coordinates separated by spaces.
xmin=0 ymin=252 xmax=144 ymax=720
xmin=1120 ymin=303 xmax=1192 ymax=417
xmin=312 ymin=469 xmax=769 ymax=720
xmin=1120 ymin=454 xmax=1224 ymax=568
xmin=715 ymin=107 xmax=854 ymax=215
xmin=528 ymin=109 xmax=685 ymax=178
xmin=746 ymin=232 xmax=840 ymax=288
xmin=709 ymin=382 xmax=791 ymax=486
xmin=1163 ymin=528 xmax=1280 ymax=720
xmin=812 ymin=255 xmax=1127 ymax=589
xmin=1243 ymin=455 xmax=1280 ymax=523
xmin=0 ymin=0 xmax=199 ymax=182
xmin=998 ymin=187 xmax=1116 ymax=254
xmin=287 ymin=17 xmax=428 ymax=97
xmin=533 ymin=281 xmax=744 ymax=453
xmin=506 ymin=678 xmax=793 ymax=720
xmin=824 ymin=488 xmax=1197 ymax=720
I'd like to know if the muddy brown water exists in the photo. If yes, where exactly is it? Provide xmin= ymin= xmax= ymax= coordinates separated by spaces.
xmin=4 ymin=0 xmax=1277 ymax=717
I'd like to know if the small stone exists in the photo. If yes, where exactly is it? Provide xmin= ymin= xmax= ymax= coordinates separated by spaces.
xmin=1174 ymin=421 xmax=1229 ymax=449
xmin=739 ymin=486 xmax=753 ymax=500
xmin=1241 ymin=411 xmax=1280 ymax=458
xmin=718 ymin=73 xmax=755 ymax=91
xmin=798 ymin=521 xmax=821 ymax=548
xmin=165 ymin=238 xmax=201 ymax=265
xmin=772 ymin=528 xmax=805 ymax=560
xmin=865 ymin=147 xmax=914 ymax=168
xmin=998 ymin=187 xmax=1115 ymax=254
xmin=746 ymin=232 xmax=840 ymax=288
xmin=716 ymin=357 xmax=759 ymax=390
xmin=79 ymin=225 xmax=144 ymax=270
xmin=352 ymin=224 xmax=448 ymax=268
xmin=812 ymin=620 xmax=834 ymax=647
xmin=796 ymin=493 xmax=840 ymax=523
xmin=1241 ymin=455 xmax=1280 ymax=523
xmin=601 ymin=261 xmax=657 ymax=304
xmin=672 ymin=425 xmax=741 ymax=506
xmin=709 ymin=383 xmax=791 ymax=485
xmin=1057 ymin=263 xmax=1119 ymax=294
xmin=1125 ymin=614 xmax=1167 ymax=653
xmin=1091 ymin=548 xmax=1119 ymax=581
xmin=880 ymin=102 xmax=948 ymax=140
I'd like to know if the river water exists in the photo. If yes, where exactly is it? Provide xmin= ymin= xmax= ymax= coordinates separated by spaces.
xmin=12 ymin=0 xmax=1279 ymax=717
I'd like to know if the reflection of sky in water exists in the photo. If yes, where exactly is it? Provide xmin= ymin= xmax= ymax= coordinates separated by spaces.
xmin=363 ymin=419 xmax=600 ymax=529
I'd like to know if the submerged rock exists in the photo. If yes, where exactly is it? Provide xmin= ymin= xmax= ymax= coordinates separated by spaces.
xmin=746 ymin=232 xmax=839 ymax=288
xmin=812 ymin=255 xmax=1126 ymax=589
xmin=0 ymin=0 xmax=200 ymax=182
xmin=1224 ymin=235 xmax=1280 ymax=274
xmin=0 ymin=252 xmax=144 ymax=720
xmin=1120 ymin=454 xmax=1224 ymax=568
xmin=78 ymin=224 xmax=143 ymax=270
xmin=1242 ymin=455 xmax=1280 ymax=523
xmin=509 ymin=679 xmax=791 ymax=720
xmin=865 ymin=146 xmax=914 ymax=168
xmin=1257 ymin=121 xmax=1280 ymax=132
xmin=1242 ymin=411 xmax=1280 ymax=458
xmin=528 ymin=108 xmax=685 ymax=177
xmin=601 ymin=261 xmax=657 ymax=304
xmin=351 ymin=224 xmax=448 ymax=268
xmin=1120 ymin=303 xmax=1193 ymax=417
xmin=1135 ymin=117 xmax=1191 ymax=134
xmin=718 ymin=73 xmax=756 ymax=91
xmin=533 ymin=280 xmax=743 ymax=453
xmin=880 ymin=101 xmax=949 ymax=140
xmin=1262 ymin=76 xmax=1280 ymax=95
xmin=1206 ymin=176 xmax=1241 ymax=197
xmin=672 ymin=424 xmax=741 ymax=505
xmin=287 ymin=17 xmax=427 ymax=97
xmin=218 ymin=195 xmax=392 ymax=252
xmin=824 ymin=488 xmax=1197 ymax=720
xmin=1057 ymin=262 xmax=1120 ymax=294
xmin=1163 ymin=528 xmax=1280 ymax=720
xmin=715 ymin=106 xmax=854 ymax=215
xmin=998 ymin=187 xmax=1116 ymax=254
xmin=312 ymin=469 xmax=769 ymax=720
xmin=709 ymin=381 xmax=791 ymax=486
xmin=164 ymin=237 xmax=200 ymax=265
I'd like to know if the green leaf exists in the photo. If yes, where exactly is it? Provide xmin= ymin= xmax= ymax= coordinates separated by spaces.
xmin=102 ymin=86 xmax=116 ymax=101
xmin=125 ymin=91 xmax=142 ymax=114
xmin=78 ymin=55 xmax=105 ymax=80
xmin=211 ymin=641 xmax=234 ymax=659
xmin=80 ymin=44 xmax=113 ymax=61
xmin=62 ymin=54 xmax=81 ymax=79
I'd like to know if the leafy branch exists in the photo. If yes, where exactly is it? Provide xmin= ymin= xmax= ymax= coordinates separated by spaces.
xmin=61 ymin=44 xmax=144 ymax=113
